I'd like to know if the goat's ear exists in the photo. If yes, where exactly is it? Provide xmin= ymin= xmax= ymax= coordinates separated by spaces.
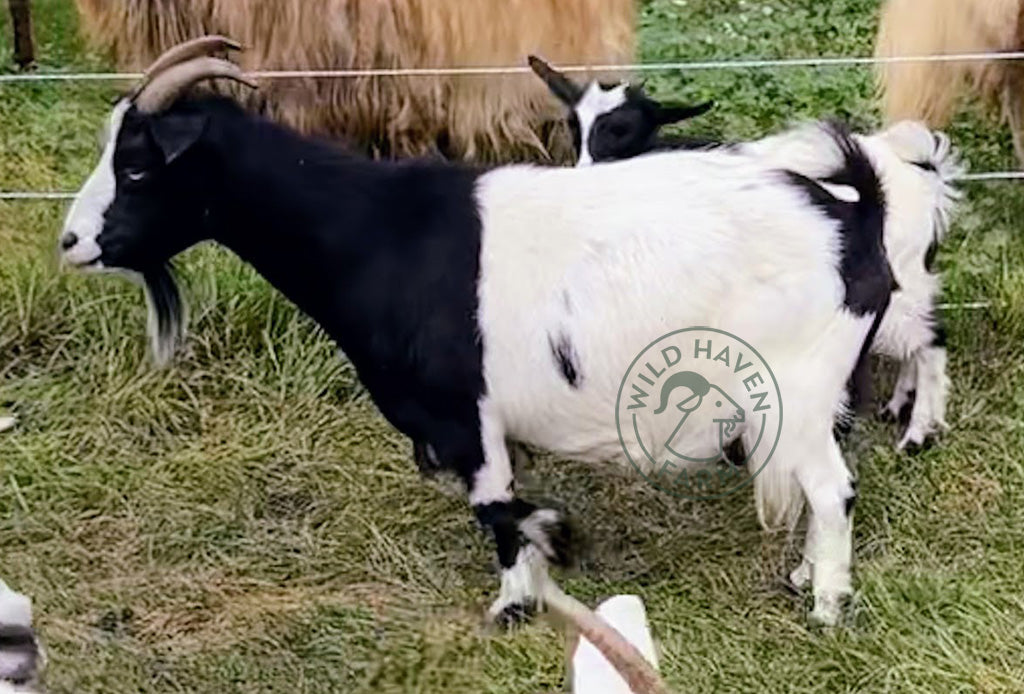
xmin=655 ymin=100 xmax=715 ymax=126
xmin=146 ymin=111 xmax=208 ymax=165
xmin=528 ymin=54 xmax=584 ymax=106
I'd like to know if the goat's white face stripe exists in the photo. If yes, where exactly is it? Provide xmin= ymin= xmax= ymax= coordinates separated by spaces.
xmin=61 ymin=99 xmax=130 ymax=267
xmin=574 ymin=82 xmax=627 ymax=167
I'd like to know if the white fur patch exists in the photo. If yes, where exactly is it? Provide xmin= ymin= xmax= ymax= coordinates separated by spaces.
xmin=575 ymin=82 xmax=628 ymax=167
xmin=473 ymin=150 xmax=851 ymax=465
xmin=487 ymin=544 xmax=549 ymax=619
xmin=468 ymin=400 xmax=514 ymax=506
xmin=61 ymin=100 xmax=130 ymax=267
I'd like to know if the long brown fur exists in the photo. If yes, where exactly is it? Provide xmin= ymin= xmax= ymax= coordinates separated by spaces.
xmin=74 ymin=0 xmax=636 ymax=162
xmin=875 ymin=0 xmax=1024 ymax=163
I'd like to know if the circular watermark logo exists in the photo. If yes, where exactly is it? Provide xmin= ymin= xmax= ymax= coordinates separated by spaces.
xmin=615 ymin=327 xmax=783 ymax=500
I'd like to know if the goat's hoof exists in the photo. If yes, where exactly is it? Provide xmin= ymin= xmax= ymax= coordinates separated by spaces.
xmin=898 ymin=427 xmax=939 ymax=454
xmin=808 ymin=592 xmax=849 ymax=627
xmin=900 ymin=437 xmax=935 ymax=455
xmin=492 ymin=599 xmax=537 ymax=629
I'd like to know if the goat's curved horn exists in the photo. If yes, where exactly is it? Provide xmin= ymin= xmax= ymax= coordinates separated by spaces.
xmin=130 ymin=36 xmax=242 ymax=99
xmin=540 ymin=578 xmax=669 ymax=694
xmin=528 ymin=55 xmax=585 ymax=107
xmin=135 ymin=56 xmax=257 ymax=113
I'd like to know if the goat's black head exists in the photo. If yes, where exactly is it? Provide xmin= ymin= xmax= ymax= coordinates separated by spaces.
xmin=528 ymin=55 xmax=713 ymax=165
xmin=60 ymin=36 xmax=256 ymax=364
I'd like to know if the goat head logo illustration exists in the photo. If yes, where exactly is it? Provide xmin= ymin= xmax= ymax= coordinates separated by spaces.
xmin=653 ymin=371 xmax=746 ymax=463
xmin=615 ymin=328 xmax=783 ymax=500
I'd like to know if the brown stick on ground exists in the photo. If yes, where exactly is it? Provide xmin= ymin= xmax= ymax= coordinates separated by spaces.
xmin=8 ymin=0 xmax=35 ymax=68
xmin=540 ymin=575 xmax=669 ymax=694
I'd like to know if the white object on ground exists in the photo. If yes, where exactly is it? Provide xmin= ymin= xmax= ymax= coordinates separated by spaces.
xmin=0 ymin=581 xmax=31 ymax=628
xmin=572 ymin=595 xmax=659 ymax=694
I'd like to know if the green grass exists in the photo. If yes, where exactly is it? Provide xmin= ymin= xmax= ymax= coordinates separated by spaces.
xmin=3 ymin=0 xmax=1024 ymax=691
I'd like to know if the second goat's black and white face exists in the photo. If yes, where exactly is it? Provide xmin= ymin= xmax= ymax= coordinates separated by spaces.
xmin=528 ymin=55 xmax=713 ymax=165
xmin=572 ymin=81 xmax=633 ymax=165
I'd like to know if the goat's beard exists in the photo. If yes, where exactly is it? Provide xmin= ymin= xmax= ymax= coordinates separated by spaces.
xmin=142 ymin=264 xmax=184 ymax=367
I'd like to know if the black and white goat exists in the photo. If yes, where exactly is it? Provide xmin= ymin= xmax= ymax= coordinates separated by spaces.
xmin=61 ymin=37 xmax=894 ymax=626
xmin=0 ymin=580 xmax=42 ymax=694
xmin=530 ymin=56 xmax=962 ymax=450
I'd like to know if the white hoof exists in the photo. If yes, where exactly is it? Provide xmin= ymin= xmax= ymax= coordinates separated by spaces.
xmin=809 ymin=592 xmax=846 ymax=626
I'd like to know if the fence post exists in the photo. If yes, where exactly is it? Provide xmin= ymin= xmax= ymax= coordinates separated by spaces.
xmin=8 ymin=0 xmax=35 ymax=69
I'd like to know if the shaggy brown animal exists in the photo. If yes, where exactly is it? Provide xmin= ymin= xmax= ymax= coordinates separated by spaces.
xmin=875 ymin=0 xmax=1024 ymax=164
xmin=74 ymin=0 xmax=636 ymax=162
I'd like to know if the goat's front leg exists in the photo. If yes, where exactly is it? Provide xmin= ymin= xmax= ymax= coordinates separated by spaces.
xmin=449 ymin=410 xmax=575 ymax=626
xmin=795 ymin=435 xmax=857 ymax=626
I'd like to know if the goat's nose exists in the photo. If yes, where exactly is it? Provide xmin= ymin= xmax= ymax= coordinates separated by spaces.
xmin=59 ymin=231 xmax=78 ymax=250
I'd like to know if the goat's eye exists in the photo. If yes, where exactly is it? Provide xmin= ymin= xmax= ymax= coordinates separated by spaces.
xmin=124 ymin=168 xmax=148 ymax=183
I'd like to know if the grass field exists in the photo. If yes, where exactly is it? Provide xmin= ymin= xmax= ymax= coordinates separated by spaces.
xmin=3 ymin=1 xmax=1024 ymax=692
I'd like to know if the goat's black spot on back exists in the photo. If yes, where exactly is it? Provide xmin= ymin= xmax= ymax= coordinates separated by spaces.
xmin=548 ymin=331 xmax=582 ymax=388
xmin=782 ymin=134 xmax=891 ymax=317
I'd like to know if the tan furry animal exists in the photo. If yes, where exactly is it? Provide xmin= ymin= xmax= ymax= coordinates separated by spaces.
xmin=875 ymin=0 xmax=1024 ymax=164
xmin=74 ymin=0 xmax=636 ymax=162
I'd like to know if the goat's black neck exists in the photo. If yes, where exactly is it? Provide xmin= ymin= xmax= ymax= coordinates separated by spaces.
xmin=180 ymin=99 xmax=486 ymax=418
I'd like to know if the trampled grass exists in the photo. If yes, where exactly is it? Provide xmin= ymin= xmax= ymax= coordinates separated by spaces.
xmin=2 ymin=1 xmax=1024 ymax=692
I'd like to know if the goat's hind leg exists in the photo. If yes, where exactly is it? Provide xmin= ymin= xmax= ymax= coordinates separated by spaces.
xmin=795 ymin=434 xmax=857 ymax=626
